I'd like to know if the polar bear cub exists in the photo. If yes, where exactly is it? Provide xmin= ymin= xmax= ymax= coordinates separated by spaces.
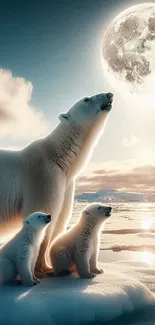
xmin=0 ymin=212 xmax=51 ymax=285
xmin=49 ymin=203 xmax=112 ymax=278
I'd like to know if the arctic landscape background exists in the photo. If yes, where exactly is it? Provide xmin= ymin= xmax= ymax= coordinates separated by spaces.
xmin=1 ymin=1 xmax=155 ymax=324
xmin=0 ymin=0 xmax=155 ymax=199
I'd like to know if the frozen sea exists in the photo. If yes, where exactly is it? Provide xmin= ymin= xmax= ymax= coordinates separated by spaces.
xmin=1 ymin=201 xmax=155 ymax=325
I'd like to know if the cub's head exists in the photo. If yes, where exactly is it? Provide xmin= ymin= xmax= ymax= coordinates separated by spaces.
xmin=82 ymin=203 xmax=112 ymax=226
xmin=23 ymin=212 xmax=51 ymax=231
xmin=58 ymin=92 xmax=113 ymax=130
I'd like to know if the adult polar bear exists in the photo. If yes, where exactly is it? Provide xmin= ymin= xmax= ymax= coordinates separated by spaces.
xmin=0 ymin=92 xmax=113 ymax=272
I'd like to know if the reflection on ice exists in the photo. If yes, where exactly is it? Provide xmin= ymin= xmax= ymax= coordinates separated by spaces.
xmin=100 ymin=250 xmax=155 ymax=267
xmin=140 ymin=251 xmax=153 ymax=265
xmin=141 ymin=218 xmax=152 ymax=230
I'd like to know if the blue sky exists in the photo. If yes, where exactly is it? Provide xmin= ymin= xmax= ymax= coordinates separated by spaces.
xmin=0 ymin=0 xmax=122 ymax=114
xmin=0 ymin=0 xmax=155 ymax=194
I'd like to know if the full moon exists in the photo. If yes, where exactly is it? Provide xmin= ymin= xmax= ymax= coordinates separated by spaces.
xmin=101 ymin=3 xmax=155 ymax=107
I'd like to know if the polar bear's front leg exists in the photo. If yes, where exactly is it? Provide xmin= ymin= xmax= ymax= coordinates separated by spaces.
xmin=90 ymin=236 xmax=103 ymax=274
xmin=22 ymin=172 xmax=66 ymax=273
xmin=36 ymin=222 xmax=56 ymax=273
xmin=51 ymin=181 xmax=75 ymax=240
xmin=17 ymin=247 xmax=38 ymax=286
xmin=90 ymin=252 xmax=104 ymax=274
xmin=42 ymin=181 xmax=74 ymax=273
xmin=31 ymin=256 xmax=40 ymax=283
xmin=75 ymin=252 xmax=96 ymax=278
xmin=18 ymin=263 xmax=36 ymax=286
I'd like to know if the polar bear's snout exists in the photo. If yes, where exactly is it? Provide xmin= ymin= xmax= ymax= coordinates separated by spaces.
xmin=99 ymin=92 xmax=113 ymax=111
xmin=45 ymin=214 xmax=51 ymax=223
xmin=105 ymin=206 xmax=112 ymax=217
xmin=106 ymin=92 xmax=113 ymax=100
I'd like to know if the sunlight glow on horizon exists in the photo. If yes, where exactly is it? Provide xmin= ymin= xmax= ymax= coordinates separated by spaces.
xmin=136 ymin=148 xmax=155 ymax=165
xmin=140 ymin=251 xmax=153 ymax=265
xmin=141 ymin=218 xmax=152 ymax=230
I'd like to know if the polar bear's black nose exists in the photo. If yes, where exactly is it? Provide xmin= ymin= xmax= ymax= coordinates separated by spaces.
xmin=46 ymin=214 xmax=51 ymax=223
xmin=106 ymin=92 xmax=113 ymax=100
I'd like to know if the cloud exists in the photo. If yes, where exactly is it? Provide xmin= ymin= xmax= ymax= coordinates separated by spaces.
xmin=76 ymin=163 xmax=155 ymax=195
xmin=123 ymin=133 xmax=140 ymax=147
xmin=0 ymin=69 xmax=49 ymax=140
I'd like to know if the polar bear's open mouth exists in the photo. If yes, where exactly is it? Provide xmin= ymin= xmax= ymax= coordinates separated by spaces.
xmin=106 ymin=212 xmax=111 ymax=217
xmin=101 ymin=103 xmax=112 ymax=111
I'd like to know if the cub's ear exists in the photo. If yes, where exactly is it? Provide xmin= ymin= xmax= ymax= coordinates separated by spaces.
xmin=24 ymin=220 xmax=29 ymax=225
xmin=83 ymin=210 xmax=90 ymax=216
xmin=58 ymin=113 xmax=70 ymax=125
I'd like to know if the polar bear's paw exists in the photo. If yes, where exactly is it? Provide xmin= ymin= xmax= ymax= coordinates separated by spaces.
xmin=35 ymin=267 xmax=54 ymax=279
xmin=89 ymin=273 xmax=97 ymax=278
xmin=35 ymin=260 xmax=53 ymax=275
xmin=33 ymin=276 xmax=40 ymax=284
xmin=91 ymin=267 xmax=104 ymax=274
xmin=44 ymin=266 xmax=54 ymax=273
xmin=79 ymin=272 xmax=97 ymax=279
xmin=33 ymin=278 xmax=40 ymax=286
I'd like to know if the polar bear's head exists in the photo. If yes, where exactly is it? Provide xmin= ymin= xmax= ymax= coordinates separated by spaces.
xmin=23 ymin=212 xmax=51 ymax=231
xmin=58 ymin=92 xmax=113 ymax=129
xmin=82 ymin=203 xmax=112 ymax=225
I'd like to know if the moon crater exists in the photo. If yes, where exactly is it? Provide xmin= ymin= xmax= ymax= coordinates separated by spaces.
xmin=102 ymin=3 xmax=155 ymax=106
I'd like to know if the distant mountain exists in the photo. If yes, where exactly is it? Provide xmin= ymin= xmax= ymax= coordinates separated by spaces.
xmin=75 ymin=189 xmax=145 ymax=203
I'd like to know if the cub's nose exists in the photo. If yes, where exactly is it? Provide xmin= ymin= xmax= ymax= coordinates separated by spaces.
xmin=46 ymin=214 xmax=51 ymax=223
xmin=106 ymin=92 xmax=113 ymax=100
xmin=109 ymin=207 xmax=112 ymax=212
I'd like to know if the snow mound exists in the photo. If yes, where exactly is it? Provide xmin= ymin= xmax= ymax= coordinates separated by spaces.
xmin=0 ymin=262 xmax=154 ymax=325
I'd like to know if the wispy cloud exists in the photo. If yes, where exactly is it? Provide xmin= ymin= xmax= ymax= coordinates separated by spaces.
xmin=0 ymin=69 xmax=49 ymax=140
xmin=76 ymin=162 xmax=155 ymax=194
xmin=123 ymin=133 xmax=140 ymax=147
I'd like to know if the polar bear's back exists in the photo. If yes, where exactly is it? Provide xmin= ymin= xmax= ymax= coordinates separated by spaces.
xmin=0 ymin=148 xmax=21 ymax=175
xmin=0 ymin=148 xmax=23 ymax=224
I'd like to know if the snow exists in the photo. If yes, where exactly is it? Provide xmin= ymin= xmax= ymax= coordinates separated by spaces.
xmin=0 ymin=261 xmax=154 ymax=325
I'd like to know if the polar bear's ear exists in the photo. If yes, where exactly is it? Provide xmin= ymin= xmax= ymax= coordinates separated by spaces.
xmin=58 ymin=113 xmax=70 ymax=125
xmin=83 ymin=210 xmax=90 ymax=216
xmin=24 ymin=220 xmax=29 ymax=225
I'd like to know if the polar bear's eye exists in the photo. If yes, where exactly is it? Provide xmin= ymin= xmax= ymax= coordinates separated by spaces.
xmin=84 ymin=97 xmax=89 ymax=102
xmin=98 ymin=207 xmax=102 ymax=210
xmin=37 ymin=215 xmax=41 ymax=219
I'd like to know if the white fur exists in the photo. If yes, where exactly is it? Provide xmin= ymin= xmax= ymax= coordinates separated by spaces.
xmin=49 ymin=203 xmax=112 ymax=278
xmin=0 ymin=212 xmax=51 ymax=285
xmin=0 ymin=93 xmax=113 ymax=271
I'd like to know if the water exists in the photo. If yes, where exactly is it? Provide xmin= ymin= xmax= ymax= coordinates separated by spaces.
xmin=72 ymin=201 xmax=155 ymax=267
